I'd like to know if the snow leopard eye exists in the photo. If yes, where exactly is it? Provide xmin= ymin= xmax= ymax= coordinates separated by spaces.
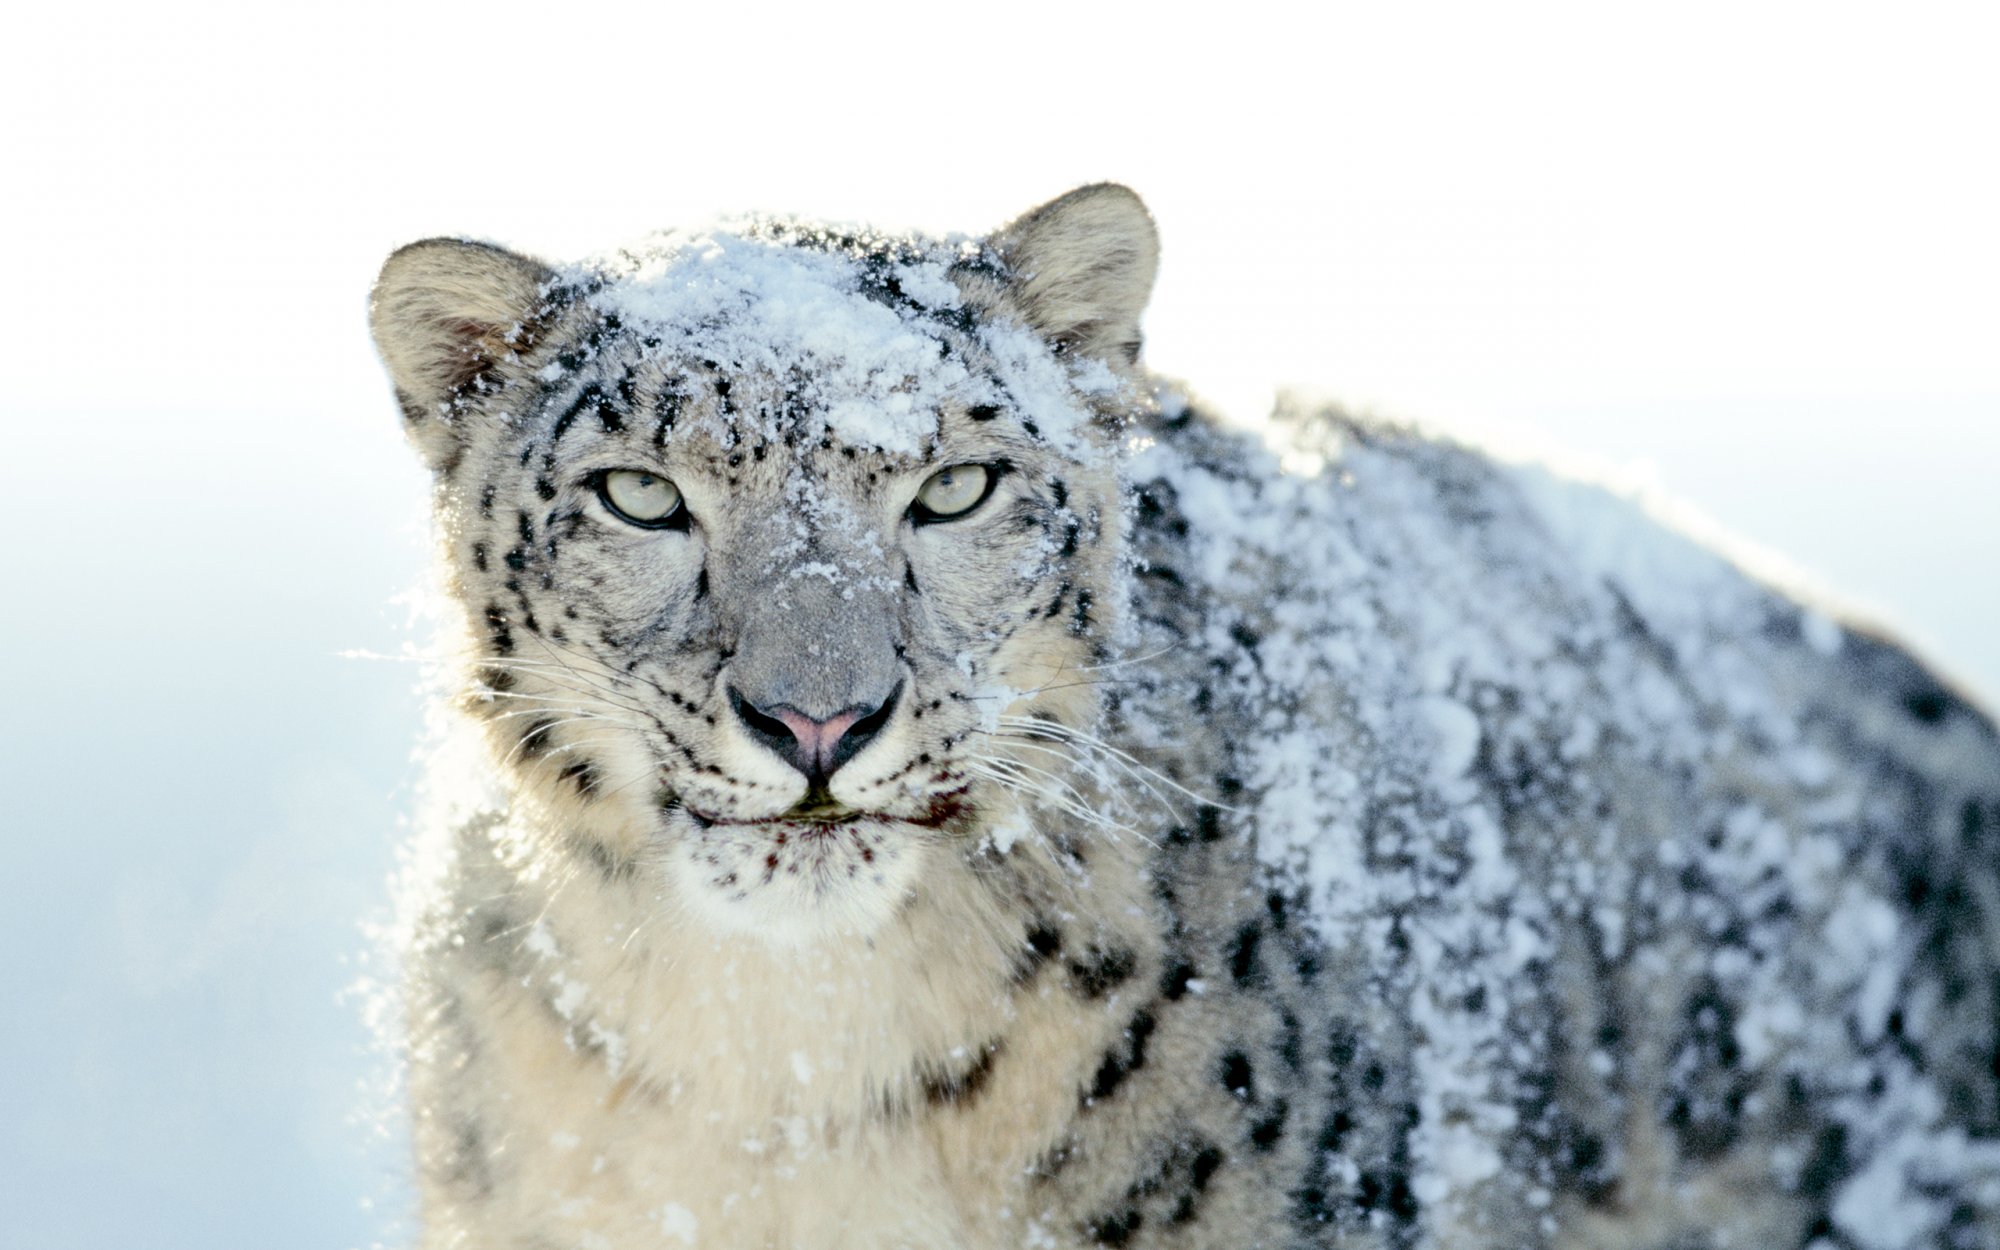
xmin=597 ymin=469 xmax=686 ymax=529
xmin=911 ymin=464 xmax=996 ymax=524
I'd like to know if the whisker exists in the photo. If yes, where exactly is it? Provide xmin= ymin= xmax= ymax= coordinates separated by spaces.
xmin=480 ymin=692 xmax=636 ymax=720
xmin=488 ymin=709 xmax=627 ymax=731
xmin=1072 ymin=641 xmax=1185 ymax=672
xmin=489 ymin=639 xmax=648 ymax=707
xmin=966 ymin=759 xmax=1138 ymax=840
xmin=991 ymin=734 xmax=1182 ymax=824
xmin=591 ymin=761 xmax=670 ymax=807
xmin=496 ymin=714 xmax=625 ymax=771
xmin=469 ymin=668 xmax=652 ymax=717
xmin=996 ymin=756 xmax=1156 ymax=848
xmin=996 ymin=715 xmax=1247 ymax=814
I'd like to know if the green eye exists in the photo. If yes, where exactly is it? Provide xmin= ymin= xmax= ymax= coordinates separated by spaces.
xmin=912 ymin=464 xmax=995 ymax=523
xmin=598 ymin=470 xmax=685 ymax=528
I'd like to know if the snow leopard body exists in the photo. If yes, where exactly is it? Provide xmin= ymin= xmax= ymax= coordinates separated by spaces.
xmin=369 ymin=186 xmax=2000 ymax=1249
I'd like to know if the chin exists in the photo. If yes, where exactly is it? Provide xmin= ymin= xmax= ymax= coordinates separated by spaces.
xmin=665 ymin=808 xmax=937 ymax=944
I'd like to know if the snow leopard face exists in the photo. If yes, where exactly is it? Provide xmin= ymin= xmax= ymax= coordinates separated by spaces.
xmin=372 ymin=189 xmax=1159 ymax=942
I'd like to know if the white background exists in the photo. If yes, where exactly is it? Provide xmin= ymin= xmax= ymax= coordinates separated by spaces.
xmin=2 ymin=3 xmax=1993 ymax=1246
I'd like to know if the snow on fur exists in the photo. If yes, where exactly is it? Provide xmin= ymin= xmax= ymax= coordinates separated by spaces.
xmin=1120 ymin=393 xmax=2000 ymax=1245
xmin=581 ymin=225 xmax=1104 ymax=457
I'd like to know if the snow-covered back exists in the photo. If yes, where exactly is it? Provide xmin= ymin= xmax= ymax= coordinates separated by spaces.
xmin=1116 ymin=391 xmax=2000 ymax=1245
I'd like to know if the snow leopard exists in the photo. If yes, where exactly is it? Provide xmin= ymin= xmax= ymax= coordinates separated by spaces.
xmin=368 ymin=185 xmax=2000 ymax=1250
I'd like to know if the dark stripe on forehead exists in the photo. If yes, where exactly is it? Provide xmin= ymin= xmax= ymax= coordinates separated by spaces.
xmin=607 ymin=366 xmax=636 ymax=429
xmin=580 ymin=311 xmax=622 ymax=351
xmin=653 ymin=383 xmax=684 ymax=445
xmin=551 ymin=383 xmax=604 ymax=447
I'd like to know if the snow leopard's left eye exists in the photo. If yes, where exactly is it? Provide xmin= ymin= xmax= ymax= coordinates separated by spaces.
xmin=911 ymin=464 xmax=997 ymax=524
xmin=597 ymin=469 xmax=687 ymax=530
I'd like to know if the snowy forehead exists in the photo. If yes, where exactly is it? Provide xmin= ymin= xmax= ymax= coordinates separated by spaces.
xmin=571 ymin=227 xmax=1103 ymax=457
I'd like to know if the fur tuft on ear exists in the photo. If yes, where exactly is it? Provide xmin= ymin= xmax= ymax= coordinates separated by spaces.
xmin=369 ymin=238 xmax=554 ymax=469
xmin=994 ymin=184 xmax=1160 ymax=365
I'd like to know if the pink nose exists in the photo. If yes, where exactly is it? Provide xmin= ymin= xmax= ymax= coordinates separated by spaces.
xmin=727 ymin=685 xmax=900 ymax=785
xmin=769 ymin=707 xmax=866 ymax=779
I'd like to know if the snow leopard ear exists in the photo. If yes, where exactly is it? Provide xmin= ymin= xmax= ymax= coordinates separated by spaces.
xmin=370 ymin=238 xmax=555 ymax=471
xmin=994 ymin=184 xmax=1160 ymax=366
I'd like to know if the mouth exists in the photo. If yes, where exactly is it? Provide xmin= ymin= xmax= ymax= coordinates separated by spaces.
xmin=678 ymin=787 xmax=972 ymax=834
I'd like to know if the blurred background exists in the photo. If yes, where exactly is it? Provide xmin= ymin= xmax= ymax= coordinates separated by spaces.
xmin=2 ymin=2 xmax=1993 ymax=1246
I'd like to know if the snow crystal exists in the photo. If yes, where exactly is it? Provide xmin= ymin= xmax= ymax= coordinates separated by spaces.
xmin=1410 ymin=1120 xmax=1503 ymax=1203
xmin=655 ymin=1202 xmax=699 ymax=1245
xmin=550 ymin=975 xmax=586 ymax=1022
xmin=524 ymin=920 xmax=560 ymax=959
xmin=1416 ymin=695 xmax=1481 ymax=783
xmin=586 ymin=1021 xmax=628 ymax=1077
xmin=888 ymin=260 xmax=962 ymax=310
xmin=983 ymin=806 xmax=1031 ymax=856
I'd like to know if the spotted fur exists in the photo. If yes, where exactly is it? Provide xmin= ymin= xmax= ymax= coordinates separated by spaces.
xmin=371 ymin=187 xmax=2000 ymax=1249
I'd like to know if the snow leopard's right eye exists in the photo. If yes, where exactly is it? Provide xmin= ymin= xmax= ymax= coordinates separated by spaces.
xmin=597 ymin=470 xmax=686 ymax=530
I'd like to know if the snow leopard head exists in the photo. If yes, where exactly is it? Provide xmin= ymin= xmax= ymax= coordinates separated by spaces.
xmin=371 ymin=185 xmax=1159 ymax=942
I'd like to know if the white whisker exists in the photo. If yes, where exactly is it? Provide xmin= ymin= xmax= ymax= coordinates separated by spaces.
xmin=996 ymin=715 xmax=1246 ymax=814
xmin=966 ymin=759 xmax=1137 ymax=840
xmin=991 ymin=734 xmax=1182 ymax=826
